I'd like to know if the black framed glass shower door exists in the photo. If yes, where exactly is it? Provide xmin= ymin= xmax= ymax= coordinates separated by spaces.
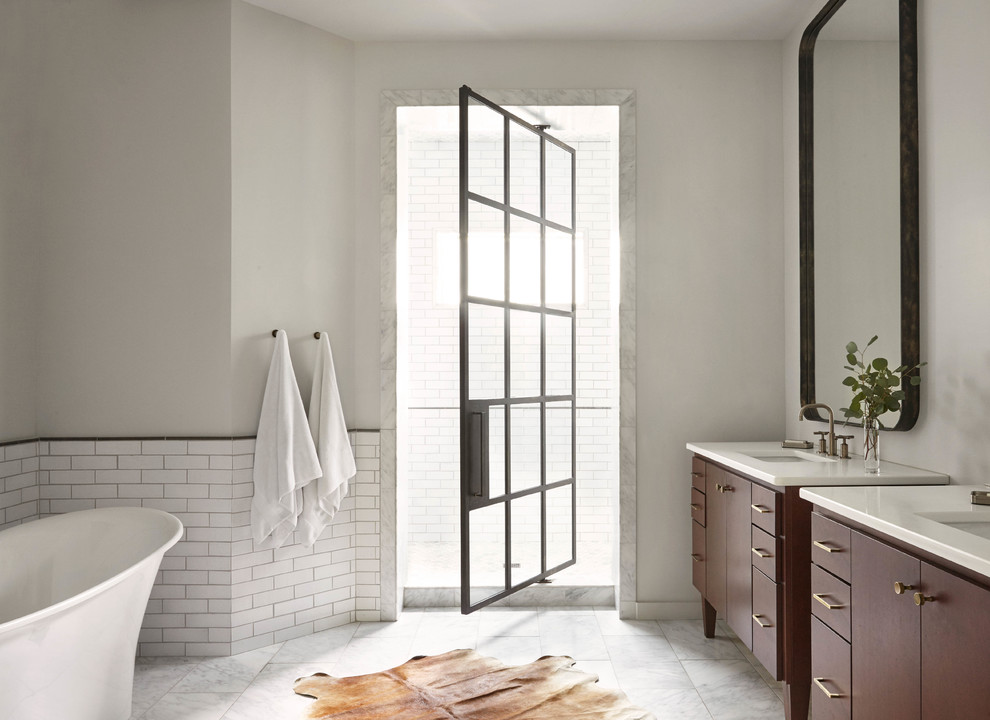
xmin=458 ymin=85 xmax=578 ymax=614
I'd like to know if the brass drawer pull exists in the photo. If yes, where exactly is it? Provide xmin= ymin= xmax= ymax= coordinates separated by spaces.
xmin=752 ymin=613 xmax=772 ymax=628
xmin=691 ymin=471 xmax=704 ymax=477
xmin=751 ymin=503 xmax=772 ymax=514
xmin=812 ymin=593 xmax=845 ymax=610
xmin=813 ymin=677 xmax=843 ymax=699
xmin=914 ymin=592 xmax=936 ymax=606
xmin=690 ymin=503 xmax=702 ymax=511
xmin=751 ymin=547 xmax=772 ymax=559
xmin=721 ymin=484 xmax=734 ymax=493
xmin=690 ymin=553 xmax=703 ymax=563
xmin=894 ymin=581 xmax=915 ymax=595
xmin=813 ymin=540 xmax=843 ymax=553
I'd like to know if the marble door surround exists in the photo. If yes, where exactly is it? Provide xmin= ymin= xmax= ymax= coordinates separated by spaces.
xmin=378 ymin=89 xmax=638 ymax=620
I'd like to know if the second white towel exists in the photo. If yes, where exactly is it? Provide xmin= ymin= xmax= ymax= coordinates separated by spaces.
xmin=298 ymin=332 xmax=356 ymax=548
xmin=251 ymin=330 xmax=322 ymax=549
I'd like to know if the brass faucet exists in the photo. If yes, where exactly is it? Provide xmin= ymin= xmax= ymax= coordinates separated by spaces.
xmin=798 ymin=403 xmax=838 ymax=457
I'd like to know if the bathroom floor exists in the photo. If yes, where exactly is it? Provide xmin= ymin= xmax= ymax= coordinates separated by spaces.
xmin=129 ymin=608 xmax=785 ymax=720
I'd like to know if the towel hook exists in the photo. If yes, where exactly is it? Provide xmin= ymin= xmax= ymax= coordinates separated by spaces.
xmin=271 ymin=329 xmax=280 ymax=337
xmin=314 ymin=332 xmax=322 ymax=339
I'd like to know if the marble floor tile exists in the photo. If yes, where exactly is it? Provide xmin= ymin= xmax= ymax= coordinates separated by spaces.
xmin=571 ymin=659 xmax=620 ymax=689
xmin=171 ymin=645 xmax=281 ymax=693
xmin=595 ymin=611 xmax=663 ymax=636
xmin=142 ymin=692 xmax=240 ymax=720
xmin=539 ymin=611 xmax=609 ymax=659
xmin=221 ymin=663 xmax=327 ymax=720
xmin=476 ymin=608 xmax=539 ymax=637
xmin=332 ymin=636 xmax=416 ymax=677
xmin=659 ymin=620 xmax=745 ymax=661
xmin=613 ymin=660 xmax=695 ymax=691
xmin=352 ymin=608 xmax=422 ymax=638
xmin=605 ymin=632 xmax=680 ymax=665
xmin=624 ymin=687 xmax=714 ymax=720
xmin=268 ymin=624 xmax=357 ymax=664
xmin=476 ymin=635 xmax=544 ymax=666
xmin=129 ymin=658 xmax=203 ymax=718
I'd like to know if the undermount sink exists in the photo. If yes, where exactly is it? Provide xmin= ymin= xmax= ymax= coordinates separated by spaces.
xmin=744 ymin=449 xmax=837 ymax=464
xmin=917 ymin=511 xmax=990 ymax=541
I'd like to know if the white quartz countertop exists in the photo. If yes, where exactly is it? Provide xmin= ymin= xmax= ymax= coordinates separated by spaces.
xmin=800 ymin=484 xmax=990 ymax=581
xmin=687 ymin=441 xmax=949 ymax=487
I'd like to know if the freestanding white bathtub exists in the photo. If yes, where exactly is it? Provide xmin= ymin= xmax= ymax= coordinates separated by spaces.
xmin=0 ymin=506 xmax=183 ymax=720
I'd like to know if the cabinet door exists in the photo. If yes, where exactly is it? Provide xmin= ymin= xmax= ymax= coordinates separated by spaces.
xmin=705 ymin=465 xmax=727 ymax=615
xmin=724 ymin=471 xmax=752 ymax=649
xmin=920 ymin=563 xmax=990 ymax=719
xmin=851 ymin=531 xmax=921 ymax=720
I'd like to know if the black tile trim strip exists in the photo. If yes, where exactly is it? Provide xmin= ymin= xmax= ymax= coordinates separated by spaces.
xmin=1 ymin=430 xmax=380 ymax=449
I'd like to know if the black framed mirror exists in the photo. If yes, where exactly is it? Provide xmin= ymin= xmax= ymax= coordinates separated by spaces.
xmin=799 ymin=0 xmax=920 ymax=430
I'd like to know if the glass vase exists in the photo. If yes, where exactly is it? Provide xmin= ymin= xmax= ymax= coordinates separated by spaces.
xmin=863 ymin=416 xmax=880 ymax=473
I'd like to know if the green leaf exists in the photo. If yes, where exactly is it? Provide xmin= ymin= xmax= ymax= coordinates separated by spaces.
xmin=867 ymin=335 xmax=878 ymax=348
xmin=842 ymin=377 xmax=857 ymax=387
xmin=873 ymin=357 xmax=888 ymax=371
xmin=846 ymin=341 xmax=858 ymax=354
xmin=846 ymin=353 xmax=857 ymax=365
xmin=910 ymin=376 xmax=921 ymax=386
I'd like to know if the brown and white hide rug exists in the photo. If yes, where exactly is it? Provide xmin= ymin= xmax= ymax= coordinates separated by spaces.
xmin=294 ymin=648 xmax=655 ymax=719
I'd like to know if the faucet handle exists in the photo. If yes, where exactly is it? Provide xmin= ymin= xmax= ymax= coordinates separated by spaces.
xmin=813 ymin=431 xmax=828 ymax=455
xmin=836 ymin=434 xmax=854 ymax=460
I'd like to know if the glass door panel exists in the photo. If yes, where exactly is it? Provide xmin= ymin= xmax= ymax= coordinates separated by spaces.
xmin=466 ymin=201 xmax=505 ymax=301
xmin=545 ymin=228 xmax=574 ymax=311
xmin=509 ymin=215 xmax=541 ymax=306
xmin=467 ymin=97 xmax=504 ymax=203
xmin=510 ymin=493 xmax=542 ymax=585
xmin=509 ymin=121 xmax=541 ymax=217
xmin=509 ymin=309 xmax=541 ymax=399
xmin=509 ymin=404 xmax=542 ymax=492
xmin=545 ymin=401 xmax=573 ymax=483
xmin=467 ymin=303 xmax=504 ymax=401
xmin=468 ymin=502 xmax=505 ymax=606
xmin=488 ymin=405 xmax=506 ymax=498
xmin=545 ymin=315 xmax=573 ymax=397
xmin=546 ymin=484 xmax=574 ymax=570
xmin=545 ymin=141 xmax=574 ymax=228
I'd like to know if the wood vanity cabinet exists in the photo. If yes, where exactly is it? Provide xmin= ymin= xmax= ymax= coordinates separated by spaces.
xmin=809 ymin=510 xmax=990 ymax=719
xmin=690 ymin=457 xmax=798 ymax=713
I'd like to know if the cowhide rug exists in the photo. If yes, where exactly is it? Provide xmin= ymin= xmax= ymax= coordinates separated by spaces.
xmin=294 ymin=648 xmax=654 ymax=719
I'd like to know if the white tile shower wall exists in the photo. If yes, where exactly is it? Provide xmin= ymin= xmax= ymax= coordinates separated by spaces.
xmin=6 ymin=430 xmax=382 ymax=657
xmin=405 ymin=130 xmax=617 ymax=551
xmin=0 ymin=440 xmax=40 ymax=530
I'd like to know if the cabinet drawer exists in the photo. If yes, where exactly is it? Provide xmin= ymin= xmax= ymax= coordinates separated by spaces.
xmin=751 ymin=567 xmax=781 ymax=680
xmin=690 ymin=487 xmax=706 ymax=526
xmin=811 ymin=562 xmax=851 ymax=642
xmin=812 ymin=512 xmax=851 ymax=582
xmin=691 ymin=520 xmax=705 ymax=595
xmin=691 ymin=457 xmax=706 ymax=492
xmin=750 ymin=483 xmax=780 ymax=536
xmin=751 ymin=525 xmax=779 ymax=582
xmin=811 ymin=615 xmax=851 ymax=720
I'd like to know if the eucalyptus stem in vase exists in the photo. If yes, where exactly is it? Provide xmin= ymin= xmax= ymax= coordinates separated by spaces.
xmin=839 ymin=335 xmax=926 ymax=473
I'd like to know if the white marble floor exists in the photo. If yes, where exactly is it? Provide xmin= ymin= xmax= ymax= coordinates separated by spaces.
xmin=129 ymin=608 xmax=785 ymax=720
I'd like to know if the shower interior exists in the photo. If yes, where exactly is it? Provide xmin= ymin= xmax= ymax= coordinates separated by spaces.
xmin=397 ymin=103 xmax=620 ymax=597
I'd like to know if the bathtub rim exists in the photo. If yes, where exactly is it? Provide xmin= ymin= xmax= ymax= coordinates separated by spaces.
xmin=0 ymin=506 xmax=183 ymax=637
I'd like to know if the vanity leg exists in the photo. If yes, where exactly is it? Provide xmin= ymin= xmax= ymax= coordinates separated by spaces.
xmin=782 ymin=680 xmax=810 ymax=720
xmin=701 ymin=598 xmax=716 ymax=638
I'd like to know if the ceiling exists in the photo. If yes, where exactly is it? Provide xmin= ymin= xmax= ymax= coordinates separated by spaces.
xmin=242 ymin=0 xmax=818 ymax=42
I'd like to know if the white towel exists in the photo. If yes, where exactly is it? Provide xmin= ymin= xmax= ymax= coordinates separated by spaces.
xmin=298 ymin=332 xmax=356 ymax=547
xmin=251 ymin=330 xmax=321 ymax=549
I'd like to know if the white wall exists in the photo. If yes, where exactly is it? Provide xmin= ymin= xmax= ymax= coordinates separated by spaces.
xmin=31 ymin=0 xmax=234 ymax=437
xmin=353 ymin=41 xmax=786 ymax=606
xmin=0 ymin=1 xmax=41 ymax=441
xmin=230 ymin=1 xmax=356 ymax=436
xmin=784 ymin=0 xmax=990 ymax=483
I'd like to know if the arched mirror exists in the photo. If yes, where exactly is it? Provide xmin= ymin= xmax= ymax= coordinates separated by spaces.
xmin=799 ymin=0 xmax=920 ymax=430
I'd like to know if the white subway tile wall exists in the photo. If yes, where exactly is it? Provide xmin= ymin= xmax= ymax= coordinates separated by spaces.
xmin=404 ymin=128 xmax=617 ymax=560
xmin=0 ymin=440 xmax=40 ymax=529
xmin=0 ymin=431 xmax=382 ymax=657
